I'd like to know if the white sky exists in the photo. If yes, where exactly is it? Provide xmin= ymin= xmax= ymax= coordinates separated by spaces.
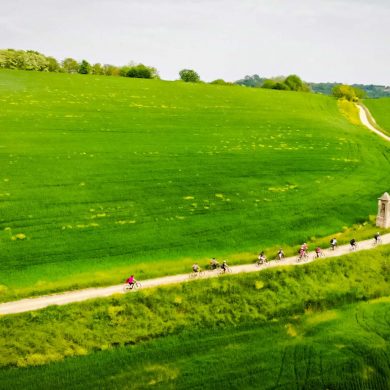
xmin=1 ymin=0 xmax=389 ymax=85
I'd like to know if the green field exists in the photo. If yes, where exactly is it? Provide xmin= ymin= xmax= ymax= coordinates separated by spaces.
xmin=1 ymin=69 xmax=390 ymax=300
xmin=2 ymin=300 xmax=389 ymax=390
xmin=364 ymin=97 xmax=390 ymax=136
xmin=1 ymin=246 xmax=389 ymax=389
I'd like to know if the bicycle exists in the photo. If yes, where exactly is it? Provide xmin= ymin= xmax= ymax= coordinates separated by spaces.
xmin=256 ymin=258 xmax=267 ymax=267
xmin=349 ymin=244 xmax=358 ymax=252
xmin=312 ymin=251 xmax=325 ymax=260
xmin=297 ymin=252 xmax=309 ymax=262
xmin=123 ymin=281 xmax=142 ymax=292
xmin=373 ymin=237 xmax=382 ymax=246
xmin=219 ymin=266 xmax=232 ymax=274
xmin=189 ymin=270 xmax=206 ymax=279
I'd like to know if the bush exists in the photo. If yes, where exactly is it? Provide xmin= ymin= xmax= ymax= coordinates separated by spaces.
xmin=210 ymin=79 xmax=233 ymax=86
xmin=262 ymin=74 xmax=310 ymax=92
xmin=124 ymin=64 xmax=159 ymax=79
xmin=179 ymin=69 xmax=200 ymax=83
xmin=332 ymin=84 xmax=365 ymax=101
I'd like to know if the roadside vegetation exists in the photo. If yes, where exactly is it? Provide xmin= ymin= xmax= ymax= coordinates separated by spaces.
xmin=332 ymin=84 xmax=366 ymax=102
xmin=0 ymin=69 xmax=389 ymax=301
xmin=1 ymin=297 xmax=389 ymax=389
xmin=0 ymin=245 xmax=389 ymax=369
xmin=364 ymin=97 xmax=390 ymax=137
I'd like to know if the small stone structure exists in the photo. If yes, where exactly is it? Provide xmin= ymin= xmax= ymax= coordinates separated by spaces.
xmin=376 ymin=192 xmax=390 ymax=228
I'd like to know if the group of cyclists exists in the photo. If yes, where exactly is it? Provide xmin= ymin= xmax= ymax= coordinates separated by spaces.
xmin=125 ymin=232 xmax=383 ymax=289
xmin=192 ymin=258 xmax=231 ymax=275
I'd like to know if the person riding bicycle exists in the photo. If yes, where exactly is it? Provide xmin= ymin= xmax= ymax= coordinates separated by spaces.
xmin=257 ymin=251 xmax=267 ymax=265
xmin=350 ymin=238 xmax=357 ymax=250
xmin=277 ymin=248 xmax=285 ymax=260
xmin=192 ymin=263 xmax=201 ymax=273
xmin=301 ymin=243 xmax=308 ymax=252
xmin=330 ymin=238 xmax=337 ymax=250
xmin=315 ymin=247 xmax=322 ymax=258
xmin=126 ymin=275 xmax=137 ymax=289
xmin=298 ymin=248 xmax=306 ymax=261
xmin=210 ymin=257 xmax=219 ymax=270
xmin=374 ymin=232 xmax=381 ymax=244
xmin=221 ymin=260 xmax=229 ymax=273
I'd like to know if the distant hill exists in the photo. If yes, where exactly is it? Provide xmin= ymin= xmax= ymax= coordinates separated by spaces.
xmin=309 ymin=82 xmax=390 ymax=98
xmin=235 ymin=75 xmax=390 ymax=98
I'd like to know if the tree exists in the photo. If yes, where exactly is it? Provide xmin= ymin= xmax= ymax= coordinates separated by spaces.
xmin=91 ymin=63 xmax=103 ymax=75
xmin=62 ymin=58 xmax=79 ymax=73
xmin=179 ymin=69 xmax=200 ymax=82
xmin=262 ymin=75 xmax=310 ymax=92
xmin=235 ymin=74 xmax=265 ymax=88
xmin=46 ymin=57 xmax=60 ymax=72
xmin=332 ymin=84 xmax=365 ymax=101
xmin=103 ymin=64 xmax=121 ymax=76
xmin=261 ymin=79 xmax=277 ymax=89
xmin=126 ymin=64 xmax=159 ymax=79
xmin=284 ymin=74 xmax=310 ymax=92
xmin=210 ymin=79 xmax=233 ymax=86
xmin=78 ymin=60 xmax=91 ymax=74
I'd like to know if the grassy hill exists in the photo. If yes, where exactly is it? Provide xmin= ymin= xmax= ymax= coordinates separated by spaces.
xmin=364 ymin=98 xmax=390 ymax=136
xmin=0 ymin=69 xmax=389 ymax=299
xmin=1 ymin=245 xmax=389 ymax=389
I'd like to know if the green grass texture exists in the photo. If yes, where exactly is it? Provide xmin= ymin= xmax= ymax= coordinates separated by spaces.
xmin=364 ymin=97 xmax=390 ymax=136
xmin=2 ymin=300 xmax=389 ymax=390
xmin=1 ymin=244 xmax=389 ymax=370
xmin=1 ymin=69 xmax=389 ymax=298
xmin=0 ymin=246 xmax=389 ymax=388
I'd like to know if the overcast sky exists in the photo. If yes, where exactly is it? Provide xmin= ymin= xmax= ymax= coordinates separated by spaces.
xmin=1 ymin=0 xmax=389 ymax=85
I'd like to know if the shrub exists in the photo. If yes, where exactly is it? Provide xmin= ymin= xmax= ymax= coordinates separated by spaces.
xmin=332 ymin=84 xmax=365 ymax=101
xmin=179 ymin=69 xmax=200 ymax=83
xmin=125 ymin=64 xmax=159 ymax=79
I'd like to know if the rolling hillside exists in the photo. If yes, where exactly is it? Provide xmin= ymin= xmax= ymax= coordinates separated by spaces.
xmin=0 ymin=69 xmax=389 ymax=299
xmin=364 ymin=98 xmax=390 ymax=136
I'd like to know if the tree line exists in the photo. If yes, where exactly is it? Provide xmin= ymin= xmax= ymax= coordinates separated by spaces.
xmin=0 ymin=49 xmax=369 ymax=100
xmin=0 ymin=49 xmax=159 ymax=79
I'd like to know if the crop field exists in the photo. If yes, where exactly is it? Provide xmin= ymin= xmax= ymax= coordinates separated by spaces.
xmin=1 ymin=245 xmax=389 ymax=389
xmin=1 ymin=69 xmax=390 ymax=300
xmin=2 ymin=300 xmax=389 ymax=390
xmin=364 ymin=97 xmax=390 ymax=136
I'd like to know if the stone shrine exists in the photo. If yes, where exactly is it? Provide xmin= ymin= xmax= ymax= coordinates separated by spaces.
xmin=376 ymin=192 xmax=390 ymax=228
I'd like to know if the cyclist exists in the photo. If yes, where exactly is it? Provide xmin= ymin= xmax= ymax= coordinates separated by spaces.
xmin=210 ymin=257 xmax=219 ymax=270
xmin=298 ymin=248 xmax=307 ymax=261
xmin=374 ymin=232 xmax=381 ymax=245
xmin=221 ymin=260 xmax=229 ymax=273
xmin=257 ymin=251 xmax=267 ymax=265
xmin=126 ymin=275 xmax=137 ymax=289
xmin=277 ymin=248 xmax=285 ymax=260
xmin=192 ymin=263 xmax=201 ymax=273
xmin=350 ymin=238 xmax=357 ymax=251
xmin=330 ymin=238 xmax=337 ymax=250
xmin=315 ymin=247 xmax=322 ymax=258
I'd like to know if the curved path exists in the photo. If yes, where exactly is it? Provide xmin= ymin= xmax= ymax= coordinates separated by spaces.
xmin=356 ymin=103 xmax=390 ymax=142
xmin=0 ymin=234 xmax=389 ymax=315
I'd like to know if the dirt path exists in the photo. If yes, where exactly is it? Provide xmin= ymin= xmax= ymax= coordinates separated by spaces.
xmin=0 ymin=234 xmax=389 ymax=315
xmin=356 ymin=104 xmax=390 ymax=142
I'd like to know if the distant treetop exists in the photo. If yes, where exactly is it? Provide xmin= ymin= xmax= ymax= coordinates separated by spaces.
xmin=179 ymin=69 xmax=200 ymax=83
xmin=235 ymin=74 xmax=310 ymax=93
xmin=0 ymin=48 xmax=159 ymax=80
